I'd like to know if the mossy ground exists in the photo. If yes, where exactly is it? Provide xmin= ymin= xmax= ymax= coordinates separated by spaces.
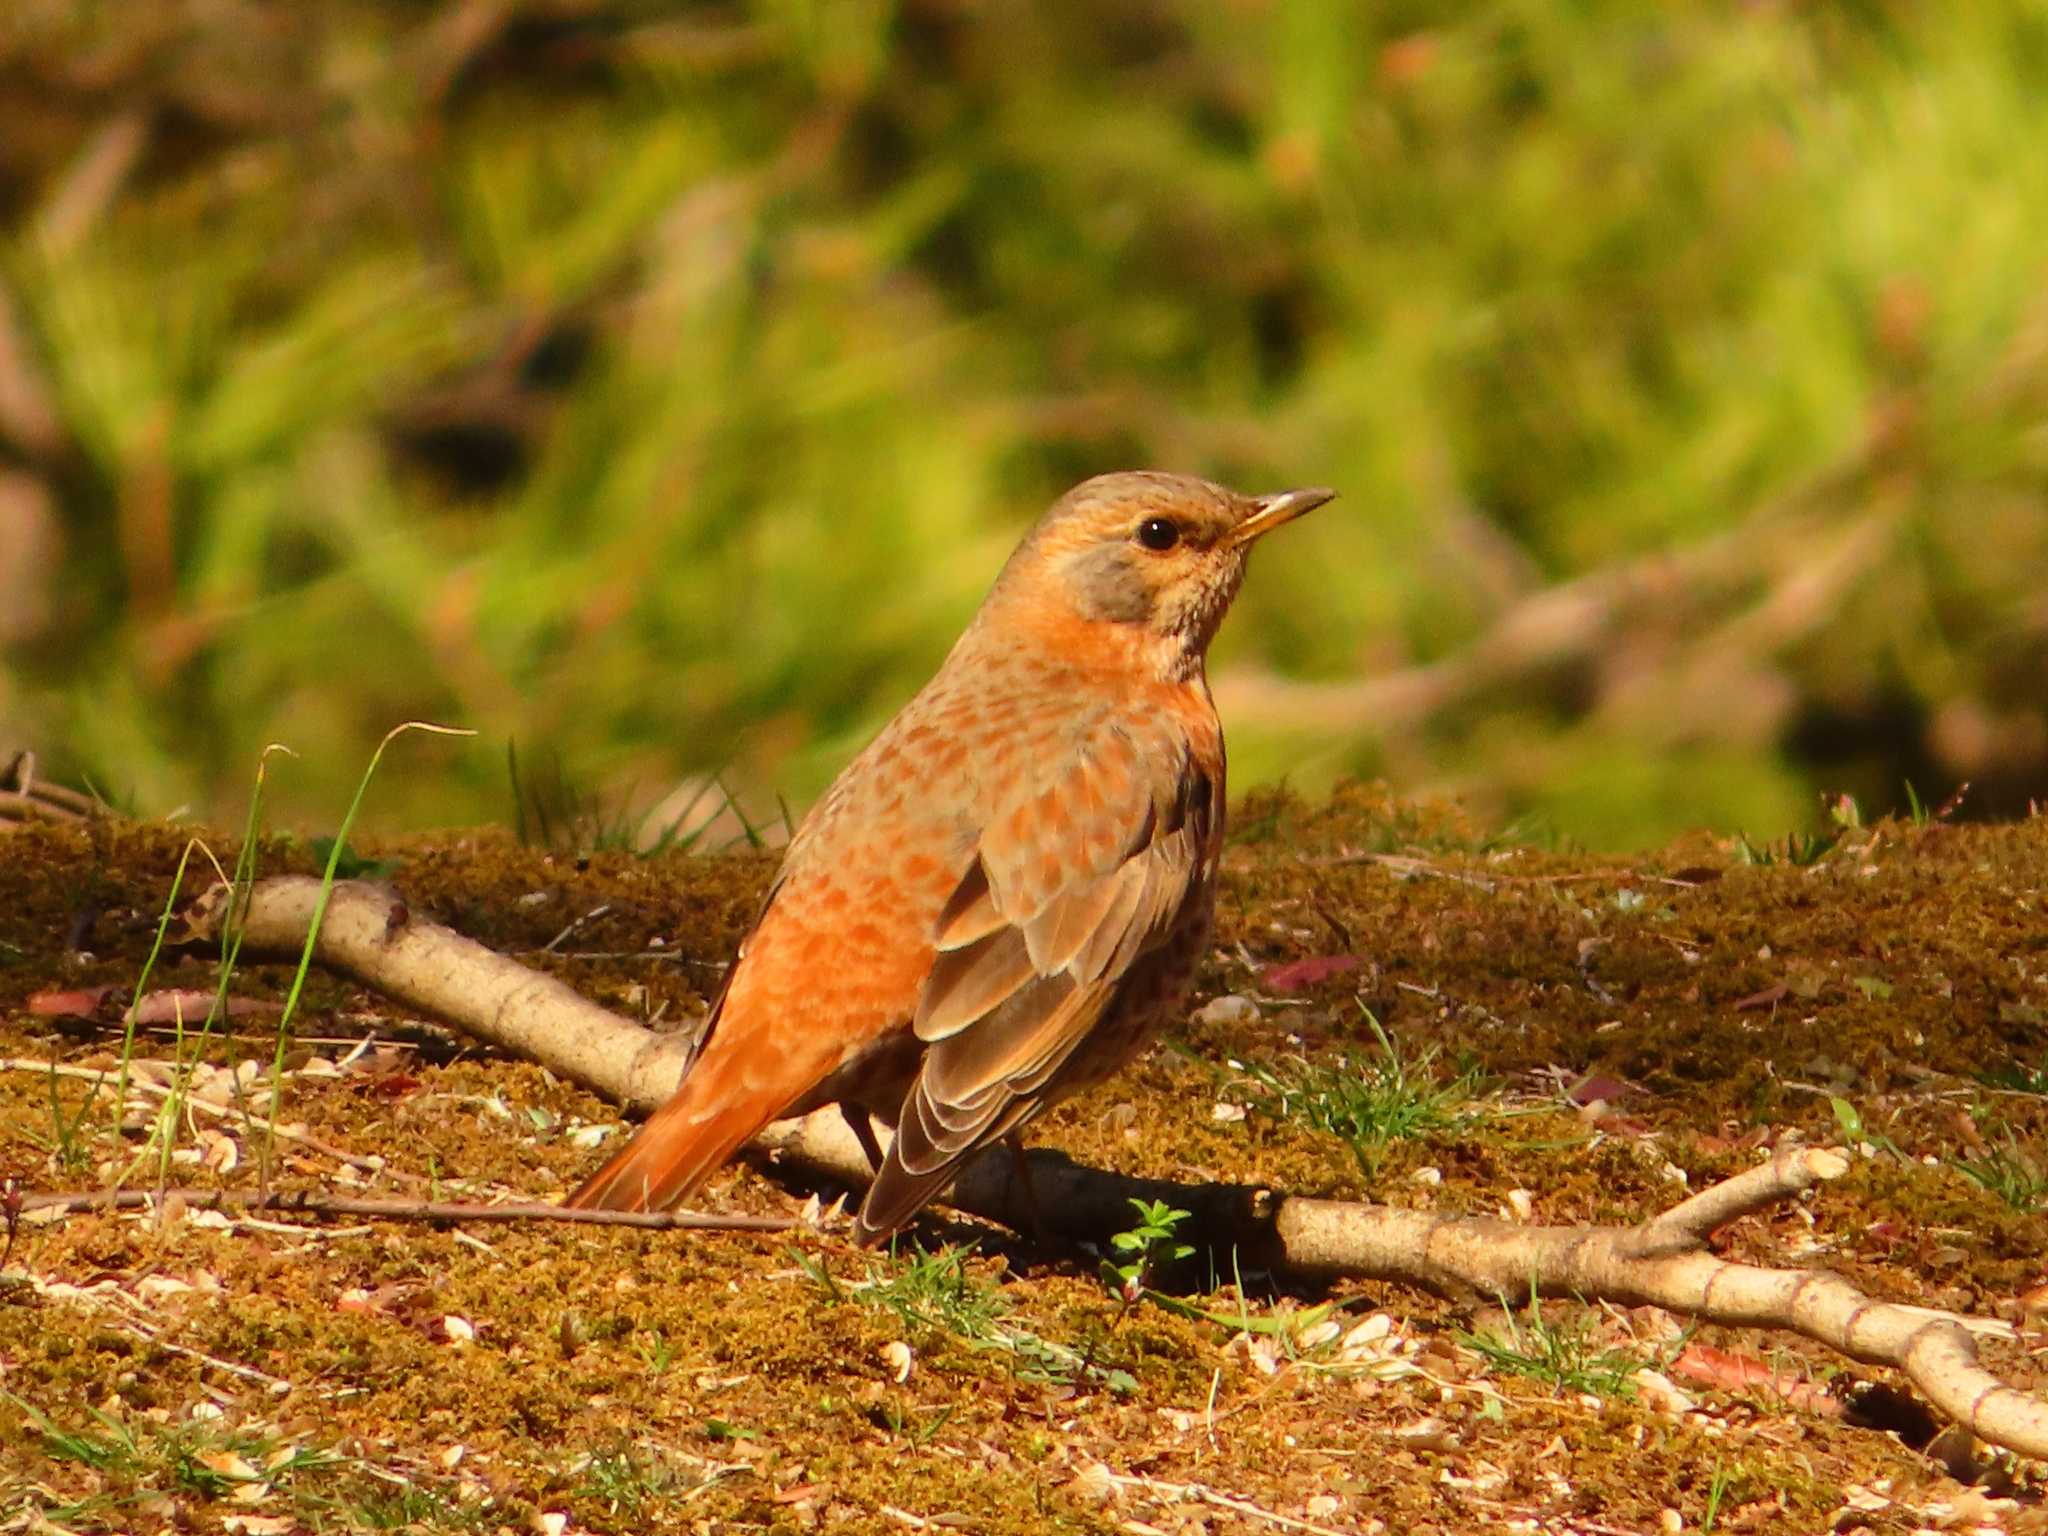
xmin=2 ymin=786 xmax=2045 ymax=1533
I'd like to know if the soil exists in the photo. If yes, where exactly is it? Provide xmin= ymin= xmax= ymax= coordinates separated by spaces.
xmin=2 ymin=785 xmax=2045 ymax=1533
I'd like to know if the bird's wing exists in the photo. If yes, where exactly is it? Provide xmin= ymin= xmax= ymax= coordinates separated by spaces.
xmin=855 ymin=720 xmax=1216 ymax=1237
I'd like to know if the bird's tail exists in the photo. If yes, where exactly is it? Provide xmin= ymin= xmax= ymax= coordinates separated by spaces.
xmin=565 ymin=1056 xmax=788 ymax=1212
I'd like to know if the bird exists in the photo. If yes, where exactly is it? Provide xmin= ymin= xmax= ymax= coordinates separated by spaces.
xmin=566 ymin=471 xmax=1335 ymax=1243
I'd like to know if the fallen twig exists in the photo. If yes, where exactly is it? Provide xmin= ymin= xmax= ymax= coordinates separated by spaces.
xmin=0 ymin=1054 xmax=400 ymax=1179
xmin=0 ymin=751 xmax=101 ymax=826
xmin=24 ymin=1269 xmax=294 ymax=1394
xmin=180 ymin=875 xmax=695 ymax=1115
xmin=20 ymin=1185 xmax=793 ymax=1232
xmin=1096 ymin=1466 xmax=1352 ymax=1536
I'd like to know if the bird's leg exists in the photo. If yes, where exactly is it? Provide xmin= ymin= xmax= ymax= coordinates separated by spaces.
xmin=839 ymin=1102 xmax=886 ymax=1175
xmin=1004 ymin=1133 xmax=1052 ymax=1249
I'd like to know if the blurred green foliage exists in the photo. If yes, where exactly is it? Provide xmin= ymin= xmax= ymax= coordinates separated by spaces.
xmin=1 ymin=0 xmax=2044 ymax=845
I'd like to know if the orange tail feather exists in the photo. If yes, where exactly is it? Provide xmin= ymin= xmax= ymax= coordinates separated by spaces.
xmin=566 ymin=1061 xmax=791 ymax=1212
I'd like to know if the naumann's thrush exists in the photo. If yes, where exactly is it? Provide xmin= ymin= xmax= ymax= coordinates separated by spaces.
xmin=568 ymin=471 xmax=1334 ymax=1242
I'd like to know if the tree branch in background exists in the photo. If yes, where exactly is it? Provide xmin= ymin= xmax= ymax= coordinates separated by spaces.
xmin=0 ymin=751 xmax=102 ymax=827
xmin=1215 ymin=499 xmax=1894 ymax=749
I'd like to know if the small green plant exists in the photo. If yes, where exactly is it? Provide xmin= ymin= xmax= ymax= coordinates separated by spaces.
xmin=572 ymin=1442 xmax=702 ymax=1521
xmin=873 ymin=1400 xmax=957 ymax=1447
xmin=1786 ymin=831 xmax=1840 ymax=866
xmin=119 ymin=760 xmax=269 ymax=1187
xmin=31 ymin=1061 xmax=102 ymax=1173
xmin=1482 ymin=812 xmax=1576 ymax=855
xmin=795 ymin=1242 xmax=1133 ymax=1392
xmin=1954 ymin=1139 xmax=2048 ymax=1211
xmin=1458 ymin=1300 xmax=1641 ymax=1400
xmin=837 ymin=1242 xmax=1010 ymax=1343
xmin=254 ymin=723 xmax=472 ymax=1182
xmin=1103 ymin=1198 xmax=1195 ymax=1303
xmin=13 ymin=1395 xmax=142 ymax=1474
xmin=1902 ymin=779 xmax=1969 ymax=827
xmin=1983 ymin=1054 xmax=2048 ymax=1095
xmin=329 ymin=1480 xmax=493 ymax=1532
xmin=507 ymin=742 xmax=767 ymax=857
xmin=1903 ymin=780 xmax=1929 ymax=827
xmin=1827 ymin=1096 xmax=1908 ymax=1161
xmin=1734 ymin=828 xmax=1840 ymax=867
xmin=306 ymin=834 xmax=403 ymax=881
xmin=66 ymin=725 xmax=472 ymax=1195
xmin=632 ymin=1328 xmax=681 ymax=1375
xmin=1701 ymin=1460 xmax=1735 ymax=1534
xmin=1228 ymin=1010 xmax=1483 ymax=1173
xmin=5 ymin=1393 xmax=387 ymax=1530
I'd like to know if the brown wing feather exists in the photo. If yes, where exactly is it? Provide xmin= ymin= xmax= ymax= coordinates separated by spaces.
xmin=852 ymin=736 xmax=1214 ymax=1242
xmin=932 ymin=860 xmax=1004 ymax=951
xmin=916 ymin=927 xmax=1039 ymax=1041
xmin=857 ymin=979 xmax=1118 ymax=1236
xmin=1020 ymin=859 xmax=1147 ymax=975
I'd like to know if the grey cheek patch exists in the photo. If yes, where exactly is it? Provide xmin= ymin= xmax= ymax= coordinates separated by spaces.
xmin=1067 ymin=543 xmax=1157 ymax=625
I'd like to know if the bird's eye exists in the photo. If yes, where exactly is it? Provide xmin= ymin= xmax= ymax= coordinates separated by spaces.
xmin=1134 ymin=517 xmax=1180 ymax=552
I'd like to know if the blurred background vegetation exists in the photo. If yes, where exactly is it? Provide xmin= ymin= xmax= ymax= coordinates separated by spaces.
xmin=1 ymin=0 xmax=2045 ymax=849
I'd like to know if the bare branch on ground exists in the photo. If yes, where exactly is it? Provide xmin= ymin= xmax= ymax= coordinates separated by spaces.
xmin=17 ymin=1185 xmax=792 ymax=1233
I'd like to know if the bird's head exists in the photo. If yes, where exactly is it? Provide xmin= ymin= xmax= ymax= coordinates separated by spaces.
xmin=987 ymin=471 xmax=1335 ymax=681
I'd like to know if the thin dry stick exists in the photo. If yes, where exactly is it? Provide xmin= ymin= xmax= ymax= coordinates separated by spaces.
xmin=1098 ymin=1468 xmax=1352 ymax=1536
xmin=0 ymin=1056 xmax=132 ymax=1085
xmin=187 ymin=875 xmax=2048 ymax=1460
xmin=0 ymin=750 xmax=101 ymax=826
xmin=0 ymin=1055 xmax=400 ymax=1179
xmin=98 ymin=1303 xmax=295 ymax=1395
xmin=20 ymin=1186 xmax=792 ymax=1233
xmin=31 ymin=1277 xmax=295 ymax=1394
xmin=142 ymin=1332 xmax=293 ymax=1393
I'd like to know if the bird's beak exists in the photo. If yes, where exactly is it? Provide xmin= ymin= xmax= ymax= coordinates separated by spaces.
xmin=1230 ymin=486 xmax=1337 ymax=548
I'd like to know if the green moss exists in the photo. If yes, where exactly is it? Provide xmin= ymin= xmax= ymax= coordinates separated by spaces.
xmin=3 ymin=793 xmax=2046 ymax=1527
